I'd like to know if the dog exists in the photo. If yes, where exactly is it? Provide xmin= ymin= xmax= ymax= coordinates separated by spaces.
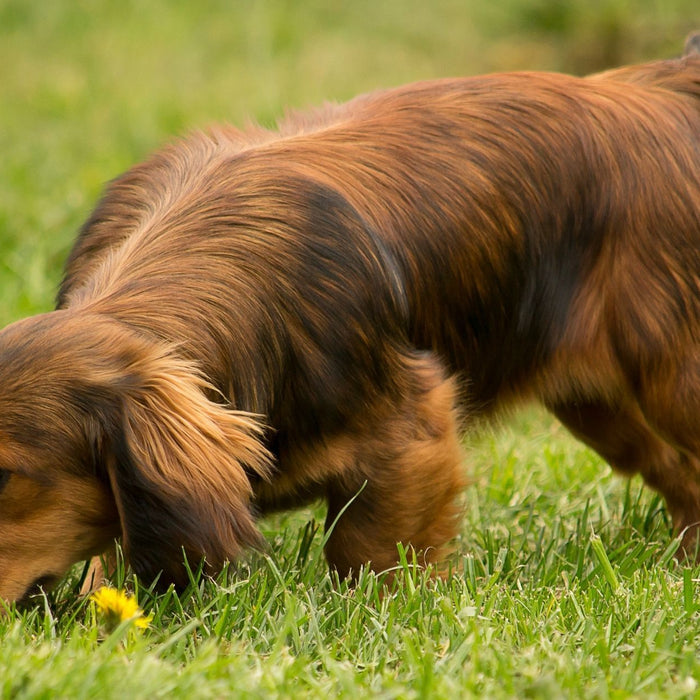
xmin=0 ymin=37 xmax=699 ymax=604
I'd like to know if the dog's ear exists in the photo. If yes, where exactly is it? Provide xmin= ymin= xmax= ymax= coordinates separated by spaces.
xmin=98 ymin=345 xmax=272 ymax=588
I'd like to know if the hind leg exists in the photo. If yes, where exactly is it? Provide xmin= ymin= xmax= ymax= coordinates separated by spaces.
xmin=634 ymin=355 xmax=700 ymax=556
xmin=549 ymin=397 xmax=700 ymax=557
xmin=323 ymin=354 xmax=465 ymax=578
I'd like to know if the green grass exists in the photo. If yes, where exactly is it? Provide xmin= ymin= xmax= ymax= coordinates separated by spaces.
xmin=2 ymin=1 xmax=700 ymax=698
xmin=2 ymin=411 xmax=698 ymax=698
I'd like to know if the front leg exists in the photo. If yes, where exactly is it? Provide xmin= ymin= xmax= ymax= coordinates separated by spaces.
xmin=79 ymin=548 xmax=120 ymax=595
xmin=322 ymin=353 xmax=465 ymax=578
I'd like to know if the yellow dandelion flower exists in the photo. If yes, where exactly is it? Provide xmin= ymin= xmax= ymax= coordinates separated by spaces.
xmin=91 ymin=586 xmax=152 ymax=632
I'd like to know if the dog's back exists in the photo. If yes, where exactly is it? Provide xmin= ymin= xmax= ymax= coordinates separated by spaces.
xmin=272 ymin=55 xmax=700 ymax=411
xmin=56 ymin=54 xmax=700 ymax=434
xmin=49 ymin=46 xmax=700 ymax=584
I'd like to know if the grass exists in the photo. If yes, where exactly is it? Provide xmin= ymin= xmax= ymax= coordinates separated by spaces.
xmin=2 ymin=1 xmax=700 ymax=698
xmin=2 ymin=412 xmax=698 ymax=698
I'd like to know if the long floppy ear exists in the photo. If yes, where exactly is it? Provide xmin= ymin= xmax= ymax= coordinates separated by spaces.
xmin=100 ymin=345 xmax=272 ymax=588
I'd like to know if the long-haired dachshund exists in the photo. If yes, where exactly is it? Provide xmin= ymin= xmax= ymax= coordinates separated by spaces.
xmin=1 ymin=38 xmax=699 ymax=603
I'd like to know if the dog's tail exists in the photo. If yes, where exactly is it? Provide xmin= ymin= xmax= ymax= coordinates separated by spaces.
xmin=684 ymin=31 xmax=700 ymax=57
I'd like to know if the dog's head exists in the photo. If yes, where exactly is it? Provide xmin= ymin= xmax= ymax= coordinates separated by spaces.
xmin=0 ymin=310 xmax=270 ymax=603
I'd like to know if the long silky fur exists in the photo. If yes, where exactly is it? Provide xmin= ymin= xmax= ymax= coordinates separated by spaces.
xmin=0 ymin=42 xmax=699 ymax=601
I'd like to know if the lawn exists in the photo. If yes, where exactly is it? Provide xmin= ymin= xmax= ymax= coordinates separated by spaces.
xmin=1 ymin=1 xmax=700 ymax=697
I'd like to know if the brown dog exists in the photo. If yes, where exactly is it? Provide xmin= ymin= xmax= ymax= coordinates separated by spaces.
xmin=1 ymin=40 xmax=699 ymax=603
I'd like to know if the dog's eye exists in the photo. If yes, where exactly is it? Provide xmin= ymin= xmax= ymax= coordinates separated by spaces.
xmin=0 ymin=469 xmax=9 ymax=493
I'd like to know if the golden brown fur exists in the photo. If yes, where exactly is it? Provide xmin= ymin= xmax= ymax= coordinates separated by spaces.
xmin=1 ymin=40 xmax=699 ymax=603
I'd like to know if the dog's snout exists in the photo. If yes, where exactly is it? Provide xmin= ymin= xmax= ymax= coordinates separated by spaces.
xmin=32 ymin=574 xmax=59 ymax=591
xmin=18 ymin=575 xmax=60 ymax=606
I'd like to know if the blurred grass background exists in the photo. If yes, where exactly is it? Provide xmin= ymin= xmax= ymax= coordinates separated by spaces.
xmin=0 ymin=0 xmax=697 ymax=327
